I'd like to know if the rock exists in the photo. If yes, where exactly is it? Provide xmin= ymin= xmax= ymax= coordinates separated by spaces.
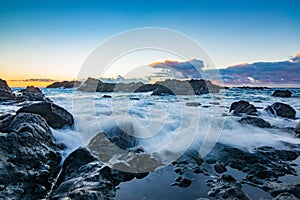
xmin=294 ymin=122 xmax=300 ymax=134
xmin=77 ymin=77 xmax=103 ymax=92
xmin=266 ymin=182 xmax=300 ymax=198
xmin=130 ymin=97 xmax=140 ymax=100
xmin=0 ymin=113 xmax=62 ymax=199
xmin=265 ymin=102 xmax=296 ymax=119
xmin=171 ymin=177 xmax=192 ymax=188
xmin=46 ymin=80 xmax=81 ymax=89
xmin=0 ymin=114 xmax=14 ymax=132
xmin=17 ymin=102 xmax=74 ymax=128
xmin=238 ymin=116 xmax=272 ymax=128
xmin=214 ymin=163 xmax=227 ymax=174
xmin=102 ymin=95 xmax=112 ymax=98
xmin=18 ymin=86 xmax=47 ymax=102
xmin=0 ymin=79 xmax=15 ymax=101
xmin=273 ymin=192 xmax=299 ymax=200
xmin=186 ymin=102 xmax=201 ymax=107
xmin=272 ymin=90 xmax=292 ymax=98
xmin=229 ymin=100 xmax=257 ymax=115
xmin=50 ymin=147 xmax=144 ymax=199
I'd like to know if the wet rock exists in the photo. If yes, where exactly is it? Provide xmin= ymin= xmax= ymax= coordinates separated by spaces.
xmin=102 ymin=95 xmax=112 ymax=98
xmin=18 ymin=86 xmax=47 ymax=102
xmin=51 ymin=147 xmax=144 ymax=199
xmin=273 ymin=192 xmax=299 ymax=200
xmin=272 ymin=90 xmax=292 ymax=98
xmin=294 ymin=122 xmax=300 ymax=135
xmin=171 ymin=177 xmax=192 ymax=188
xmin=229 ymin=100 xmax=257 ymax=116
xmin=265 ymin=102 xmax=296 ymax=119
xmin=266 ymin=182 xmax=300 ymax=198
xmin=214 ymin=163 xmax=227 ymax=174
xmin=0 ymin=114 xmax=14 ymax=132
xmin=0 ymin=113 xmax=62 ymax=199
xmin=186 ymin=102 xmax=201 ymax=107
xmin=130 ymin=97 xmax=140 ymax=100
xmin=206 ymin=174 xmax=250 ymax=199
xmin=238 ymin=116 xmax=272 ymax=128
xmin=46 ymin=80 xmax=81 ymax=89
xmin=0 ymin=79 xmax=15 ymax=101
xmin=17 ymin=102 xmax=74 ymax=128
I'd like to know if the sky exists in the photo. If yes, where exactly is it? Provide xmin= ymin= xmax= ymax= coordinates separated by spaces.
xmin=0 ymin=0 xmax=300 ymax=86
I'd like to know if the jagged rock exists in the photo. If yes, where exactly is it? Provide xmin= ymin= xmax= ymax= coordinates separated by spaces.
xmin=265 ymin=102 xmax=296 ymax=119
xmin=186 ymin=102 xmax=201 ymax=107
xmin=50 ymin=147 xmax=144 ymax=199
xmin=46 ymin=80 xmax=81 ymax=89
xmin=272 ymin=90 xmax=292 ymax=98
xmin=229 ymin=100 xmax=257 ymax=115
xmin=238 ymin=116 xmax=272 ymax=128
xmin=0 ymin=79 xmax=15 ymax=101
xmin=0 ymin=113 xmax=62 ymax=199
xmin=17 ymin=102 xmax=74 ymax=128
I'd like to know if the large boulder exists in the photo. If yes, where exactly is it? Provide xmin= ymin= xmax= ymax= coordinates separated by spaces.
xmin=265 ymin=102 xmax=296 ymax=119
xmin=17 ymin=102 xmax=74 ymax=128
xmin=0 ymin=113 xmax=62 ymax=199
xmin=0 ymin=79 xmax=15 ymax=101
xmin=238 ymin=116 xmax=272 ymax=128
xmin=229 ymin=100 xmax=257 ymax=115
xmin=272 ymin=90 xmax=292 ymax=98
xmin=50 ymin=147 xmax=141 ymax=199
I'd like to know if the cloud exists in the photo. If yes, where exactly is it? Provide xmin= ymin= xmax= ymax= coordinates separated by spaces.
xmin=215 ymin=53 xmax=300 ymax=86
xmin=149 ymin=59 xmax=204 ymax=78
xmin=9 ymin=78 xmax=58 ymax=82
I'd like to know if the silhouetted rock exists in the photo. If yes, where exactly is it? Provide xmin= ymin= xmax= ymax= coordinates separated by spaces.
xmin=46 ymin=80 xmax=81 ymax=88
xmin=238 ymin=116 xmax=272 ymax=128
xmin=229 ymin=100 xmax=257 ymax=115
xmin=265 ymin=102 xmax=296 ymax=119
xmin=0 ymin=113 xmax=62 ymax=199
xmin=272 ymin=90 xmax=292 ymax=98
xmin=17 ymin=102 xmax=74 ymax=128
xmin=0 ymin=79 xmax=15 ymax=101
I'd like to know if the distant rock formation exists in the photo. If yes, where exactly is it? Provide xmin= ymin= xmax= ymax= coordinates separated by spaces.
xmin=46 ymin=80 xmax=81 ymax=89
xmin=272 ymin=90 xmax=292 ymax=98
xmin=0 ymin=78 xmax=15 ymax=101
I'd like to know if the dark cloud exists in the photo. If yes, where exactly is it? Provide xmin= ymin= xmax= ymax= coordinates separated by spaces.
xmin=150 ymin=59 xmax=204 ymax=78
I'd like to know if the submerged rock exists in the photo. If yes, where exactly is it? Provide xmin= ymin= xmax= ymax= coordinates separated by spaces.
xmin=272 ymin=90 xmax=292 ymax=98
xmin=238 ymin=116 xmax=272 ymax=128
xmin=0 ymin=113 xmax=62 ymax=199
xmin=265 ymin=102 xmax=296 ymax=119
xmin=17 ymin=102 xmax=74 ymax=128
xmin=229 ymin=100 xmax=257 ymax=115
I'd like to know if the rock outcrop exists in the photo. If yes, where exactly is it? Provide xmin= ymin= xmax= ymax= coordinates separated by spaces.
xmin=229 ymin=100 xmax=257 ymax=115
xmin=272 ymin=90 xmax=292 ymax=98
xmin=17 ymin=102 xmax=74 ymax=128
xmin=0 ymin=113 xmax=62 ymax=199
xmin=238 ymin=116 xmax=272 ymax=128
xmin=265 ymin=102 xmax=296 ymax=119
xmin=0 ymin=79 xmax=15 ymax=101
xmin=46 ymin=80 xmax=81 ymax=89
xmin=18 ymin=86 xmax=47 ymax=102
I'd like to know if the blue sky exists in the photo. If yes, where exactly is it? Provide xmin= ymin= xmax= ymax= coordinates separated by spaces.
xmin=0 ymin=0 xmax=300 ymax=82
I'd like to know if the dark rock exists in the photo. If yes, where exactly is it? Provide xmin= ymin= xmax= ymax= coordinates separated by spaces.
xmin=20 ymin=86 xmax=43 ymax=94
xmin=77 ymin=77 xmax=103 ymax=92
xmin=210 ymin=101 xmax=220 ymax=105
xmin=294 ymin=121 xmax=300 ymax=135
xmin=0 ymin=114 xmax=14 ymax=132
xmin=272 ymin=90 xmax=292 ymax=98
xmin=18 ymin=86 xmax=47 ymax=102
xmin=51 ymin=147 xmax=145 ymax=199
xmin=214 ymin=163 xmax=227 ymax=174
xmin=186 ymin=102 xmax=201 ymax=107
xmin=171 ymin=177 xmax=192 ymax=188
xmin=46 ymin=80 xmax=81 ymax=89
xmin=267 ymin=182 xmax=300 ymax=198
xmin=130 ymin=97 xmax=140 ymax=100
xmin=102 ymin=95 xmax=112 ymax=98
xmin=238 ymin=116 xmax=272 ymax=128
xmin=265 ymin=102 xmax=296 ymax=119
xmin=273 ymin=192 xmax=299 ymax=200
xmin=229 ymin=100 xmax=257 ymax=115
xmin=17 ymin=102 xmax=74 ymax=128
xmin=0 ymin=113 xmax=61 ymax=199
xmin=0 ymin=79 xmax=15 ymax=101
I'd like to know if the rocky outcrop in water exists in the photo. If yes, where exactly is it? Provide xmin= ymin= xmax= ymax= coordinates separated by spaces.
xmin=272 ymin=90 xmax=292 ymax=98
xmin=18 ymin=86 xmax=48 ymax=102
xmin=0 ymin=113 xmax=62 ymax=199
xmin=238 ymin=116 xmax=272 ymax=128
xmin=229 ymin=100 xmax=257 ymax=116
xmin=0 ymin=79 xmax=15 ymax=101
xmin=50 ymin=147 xmax=147 ymax=199
xmin=265 ymin=102 xmax=296 ymax=119
xmin=17 ymin=102 xmax=74 ymax=129
xmin=46 ymin=80 xmax=81 ymax=89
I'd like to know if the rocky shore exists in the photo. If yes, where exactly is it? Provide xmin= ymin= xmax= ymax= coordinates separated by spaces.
xmin=1 ymin=78 xmax=300 ymax=199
